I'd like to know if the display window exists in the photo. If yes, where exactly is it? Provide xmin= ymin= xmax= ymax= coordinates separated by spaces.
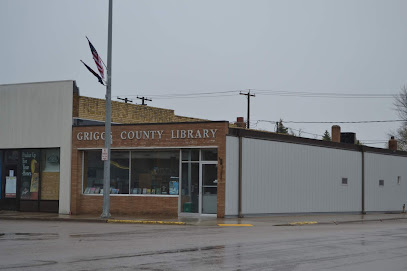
xmin=83 ymin=150 xmax=104 ymax=194
xmin=21 ymin=150 xmax=41 ymax=200
xmin=40 ymin=148 xmax=60 ymax=200
xmin=131 ymin=151 xmax=179 ymax=195
xmin=82 ymin=150 xmax=179 ymax=195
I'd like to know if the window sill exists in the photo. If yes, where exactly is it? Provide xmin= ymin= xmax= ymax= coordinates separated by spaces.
xmin=82 ymin=194 xmax=179 ymax=197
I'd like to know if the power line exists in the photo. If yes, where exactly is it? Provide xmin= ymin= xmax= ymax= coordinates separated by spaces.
xmin=113 ymin=88 xmax=397 ymax=100
xmin=117 ymin=97 xmax=133 ymax=103
xmin=136 ymin=96 xmax=152 ymax=105
xmin=253 ymin=120 xmax=395 ymax=143
xmin=251 ymin=89 xmax=395 ymax=98
xmin=254 ymin=119 xmax=404 ymax=124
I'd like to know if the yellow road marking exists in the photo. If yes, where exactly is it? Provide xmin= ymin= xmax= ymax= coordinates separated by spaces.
xmin=218 ymin=224 xmax=253 ymax=227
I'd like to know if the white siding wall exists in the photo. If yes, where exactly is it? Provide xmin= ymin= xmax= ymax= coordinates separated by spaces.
xmin=225 ymin=136 xmax=239 ymax=216
xmin=241 ymin=138 xmax=362 ymax=214
xmin=365 ymin=153 xmax=407 ymax=212
xmin=0 ymin=81 xmax=74 ymax=214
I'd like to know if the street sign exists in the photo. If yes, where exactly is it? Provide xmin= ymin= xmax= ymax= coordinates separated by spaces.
xmin=101 ymin=148 xmax=108 ymax=161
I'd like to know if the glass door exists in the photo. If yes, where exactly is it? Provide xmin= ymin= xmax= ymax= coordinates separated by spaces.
xmin=181 ymin=163 xmax=199 ymax=213
xmin=2 ymin=150 xmax=19 ymax=211
xmin=201 ymin=163 xmax=217 ymax=214
xmin=180 ymin=149 xmax=218 ymax=215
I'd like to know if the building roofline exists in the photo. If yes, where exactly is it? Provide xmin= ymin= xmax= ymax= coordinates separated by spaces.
xmin=73 ymin=120 xmax=229 ymax=127
xmin=228 ymin=127 xmax=407 ymax=157
xmin=0 ymin=80 xmax=76 ymax=87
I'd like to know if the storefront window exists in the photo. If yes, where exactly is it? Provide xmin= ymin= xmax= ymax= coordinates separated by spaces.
xmin=40 ymin=148 xmax=60 ymax=200
xmin=83 ymin=150 xmax=104 ymax=194
xmin=181 ymin=149 xmax=199 ymax=161
xmin=201 ymin=149 xmax=218 ymax=161
xmin=130 ymin=151 xmax=179 ymax=195
xmin=110 ymin=151 xmax=129 ymax=194
xmin=5 ymin=150 xmax=18 ymax=164
xmin=21 ymin=150 xmax=41 ymax=200
xmin=83 ymin=150 xmax=179 ymax=195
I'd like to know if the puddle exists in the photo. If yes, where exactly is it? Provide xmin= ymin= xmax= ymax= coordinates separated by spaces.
xmin=0 ymin=232 xmax=58 ymax=241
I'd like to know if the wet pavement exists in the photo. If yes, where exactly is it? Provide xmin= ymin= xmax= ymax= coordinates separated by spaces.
xmin=0 ymin=218 xmax=406 ymax=270
xmin=0 ymin=210 xmax=406 ymax=226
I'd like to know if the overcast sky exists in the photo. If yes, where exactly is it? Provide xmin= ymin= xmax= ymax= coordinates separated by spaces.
xmin=1 ymin=0 xmax=407 ymax=147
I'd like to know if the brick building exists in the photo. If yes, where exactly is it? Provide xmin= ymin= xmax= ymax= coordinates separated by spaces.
xmin=1 ymin=80 xmax=406 ymax=218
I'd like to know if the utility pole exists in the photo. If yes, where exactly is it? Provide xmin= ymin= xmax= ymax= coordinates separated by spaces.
xmin=240 ymin=89 xmax=255 ymax=129
xmin=137 ymin=96 xmax=152 ymax=105
xmin=101 ymin=0 xmax=113 ymax=219
xmin=117 ymin=97 xmax=133 ymax=103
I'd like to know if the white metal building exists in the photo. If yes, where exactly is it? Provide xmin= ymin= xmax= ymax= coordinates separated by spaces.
xmin=225 ymin=128 xmax=407 ymax=216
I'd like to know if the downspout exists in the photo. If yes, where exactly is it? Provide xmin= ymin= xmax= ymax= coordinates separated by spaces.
xmin=361 ymin=146 xmax=366 ymax=214
xmin=238 ymin=131 xmax=243 ymax=218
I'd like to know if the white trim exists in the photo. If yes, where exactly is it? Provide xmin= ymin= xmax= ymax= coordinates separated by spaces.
xmin=82 ymin=194 xmax=179 ymax=197
xmin=178 ymin=149 xmax=182 ymax=214
xmin=81 ymin=151 xmax=84 ymax=194
xmin=199 ymin=151 xmax=202 ymax=214
xmin=128 ymin=150 xmax=131 ymax=193
xmin=77 ymin=146 xmax=218 ymax=151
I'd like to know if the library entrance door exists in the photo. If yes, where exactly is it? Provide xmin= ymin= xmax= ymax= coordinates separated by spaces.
xmin=180 ymin=160 xmax=218 ymax=215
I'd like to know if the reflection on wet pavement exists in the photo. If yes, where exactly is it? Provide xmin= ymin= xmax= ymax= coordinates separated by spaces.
xmin=0 ymin=220 xmax=406 ymax=270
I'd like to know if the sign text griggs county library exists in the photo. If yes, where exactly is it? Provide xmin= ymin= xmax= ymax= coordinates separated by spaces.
xmin=76 ymin=129 xmax=218 ymax=141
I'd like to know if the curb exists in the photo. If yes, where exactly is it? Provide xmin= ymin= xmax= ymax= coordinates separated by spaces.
xmin=274 ymin=217 xmax=407 ymax=226
xmin=0 ymin=216 xmax=108 ymax=223
xmin=274 ymin=221 xmax=318 ymax=226
xmin=107 ymin=219 xmax=186 ymax=225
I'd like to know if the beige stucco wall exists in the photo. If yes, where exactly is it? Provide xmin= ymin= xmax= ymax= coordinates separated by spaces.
xmin=0 ymin=80 xmax=74 ymax=214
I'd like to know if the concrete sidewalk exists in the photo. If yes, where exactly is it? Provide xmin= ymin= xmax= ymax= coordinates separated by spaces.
xmin=1 ymin=210 xmax=406 ymax=226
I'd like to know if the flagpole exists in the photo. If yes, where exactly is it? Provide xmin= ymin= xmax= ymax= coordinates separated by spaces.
xmin=101 ymin=0 xmax=113 ymax=218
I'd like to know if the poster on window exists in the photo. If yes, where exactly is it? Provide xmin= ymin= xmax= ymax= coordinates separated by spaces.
xmin=21 ymin=150 xmax=40 ymax=200
xmin=5 ymin=176 xmax=16 ymax=198
xmin=169 ymin=180 xmax=179 ymax=195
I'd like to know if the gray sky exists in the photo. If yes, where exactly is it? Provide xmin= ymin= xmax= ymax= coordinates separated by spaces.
xmin=1 ymin=0 xmax=407 ymax=147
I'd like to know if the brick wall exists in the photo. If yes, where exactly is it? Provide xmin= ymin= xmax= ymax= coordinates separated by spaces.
xmin=71 ymin=121 xmax=228 ymax=218
xmin=77 ymin=96 xmax=205 ymax=124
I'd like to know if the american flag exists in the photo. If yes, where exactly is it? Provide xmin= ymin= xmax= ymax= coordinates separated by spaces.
xmin=86 ymin=37 xmax=104 ymax=80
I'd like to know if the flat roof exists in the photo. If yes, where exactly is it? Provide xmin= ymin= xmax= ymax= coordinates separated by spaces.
xmin=228 ymin=127 xmax=407 ymax=157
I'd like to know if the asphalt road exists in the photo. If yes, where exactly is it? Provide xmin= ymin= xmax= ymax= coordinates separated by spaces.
xmin=0 ymin=219 xmax=406 ymax=270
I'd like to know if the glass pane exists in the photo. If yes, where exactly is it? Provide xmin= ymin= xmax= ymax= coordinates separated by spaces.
xmin=181 ymin=149 xmax=199 ymax=161
xmin=202 ymin=164 xmax=218 ymax=186
xmin=202 ymin=187 xmax=217 ymax=214
xmin=181 ymin=163 xmax=199 ymax=213
xmin=5 ymin=150 xmax=19 ymax=164
xmin=201 ymin=149 xmax=218 ymax=161
xmin=83 ymin=150 xmax=104 ymax=194
xmin=21 ymin=150 xmax=41 ymax=200
xmin=130 ymin=151 xmax=179 ymax=195
xmin=110 ymin=151 xmax=130 ymax=194
xmin=202 ymin=164 xmax=218 ymax=214
xmin=41 ymin=148 xmax=60 ymax=200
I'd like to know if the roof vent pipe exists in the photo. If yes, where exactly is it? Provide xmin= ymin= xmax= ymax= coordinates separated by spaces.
xmin=389 ymin=136 xmax=398 ymax=151
xmin=332 ymin=125 xmax=341 ymax=143
xmin=235 ymin=117 xmax=246 ymax=128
